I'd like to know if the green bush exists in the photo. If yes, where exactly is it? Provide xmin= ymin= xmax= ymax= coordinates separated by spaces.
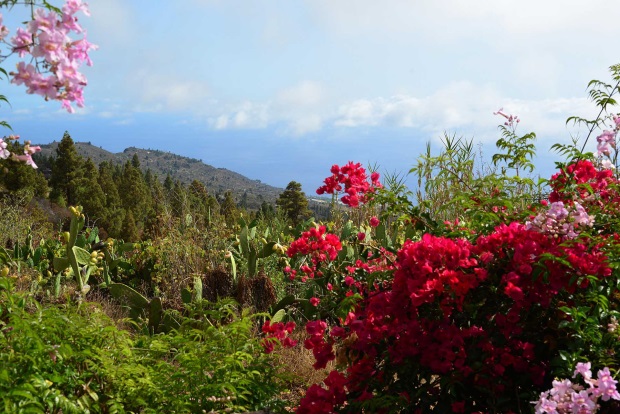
xmin=0 ymin=277 xmax=290 ymax=413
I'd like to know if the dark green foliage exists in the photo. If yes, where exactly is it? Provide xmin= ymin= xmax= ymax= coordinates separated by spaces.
xmin=119 ymin=161 xmax=151 ymax=226
xmin=73 ymin=158 xmax=106 ymax=224
xmin=220 ymin=190 xmax=238 ymax=226
xmin=0 ymin=141 xmax=49 ymax=198
xmin=98 ymin=161 xmax=124 ymax=238
xmin=121 ymin=210 xmax=139 ymax=242
xmin=49 ymin=132 xmax=83 ymax=206
xmin=276 ymin=181 xmax=310 ymax=226
xmin=0 ymin=277 xmax=289 ymax=413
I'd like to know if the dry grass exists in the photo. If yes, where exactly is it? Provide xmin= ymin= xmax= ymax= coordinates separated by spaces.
xmin=274 ymin=330 xmax=336 ymax=411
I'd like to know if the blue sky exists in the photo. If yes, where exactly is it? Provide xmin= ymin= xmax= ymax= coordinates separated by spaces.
xmin=3 ymin=0 xmax=620 ymax=193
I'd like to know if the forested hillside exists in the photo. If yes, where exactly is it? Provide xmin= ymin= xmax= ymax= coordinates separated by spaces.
xmin=37 ymin=140 xmax=283 ymax=210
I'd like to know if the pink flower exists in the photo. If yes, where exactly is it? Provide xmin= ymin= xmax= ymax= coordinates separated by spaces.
xmin=0 ymin=14 xmax=9 ymax=41
xmin=357 ymin=232 xmax=365 ymax=241
xmin=570 ymin=390 xmax=596 ymax=412
xmin=574 ymin=362 xmax=592 ymax=380
xmin=310 ymin=297 xmax=320 ymax=307
xmin=369 ymin=216 xmax=380 ymax=227
xmin=0 ymin=138 xmax=9 ymax=159
xmin=494 ymin=107 xmax=520 ymax=128
xmin=13 ymin=153 xmax=37 ymax=168
xmin=11 ymin=28 xmax=34 ymax=58
xmin=63 ymin=0 xmax=91 ymax=17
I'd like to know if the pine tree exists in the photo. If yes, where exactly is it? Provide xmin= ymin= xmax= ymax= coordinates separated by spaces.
xmin=120 ymin=210 xmax=139 ymax=241
xmin=131 ymin=153 xmax=141 ymax=169
xmin=50 ymin=132 xmax=83 ymax=205
xmin=73 ymin=158 xmax=106 ymax=223
xmin=258 ymin=201 xmax=275 ymax=221
xmin=119 ymin=161 xmax=151 ymax=232
xmin=163 ymin=174 xmax=174 ymax=194
xmin=276 ymin=181 xmax=310 ymax=226
xmin=220 ymin=191 xmax=238 ymax=226
xmin=118 ymin=162 xmax=152 ymax=225
xmin=98 ymin=161 xmax=123 ymax=237
xmin=188 ymin=180 xmax=210 ymax=226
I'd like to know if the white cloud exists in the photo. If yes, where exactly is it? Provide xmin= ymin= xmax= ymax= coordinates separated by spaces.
xmin=275 ymin=81 xmax=325 ymax=108
xmin=307 ymin=0 xmax=619 ymax=39
xmin=213 ymin=115 xmax=228 ymax=130
xmin=272 ymin=81 xmax=327 ymax=135
xmin=333 ymin=82 xmax=598 ymax=146
xmin=132 ymin=73 xmax=211 ymax=112
xmin=197 ymin=79 xmax=600 ymax=146
xmin=204 ymin=81 xmax=327 ymax=135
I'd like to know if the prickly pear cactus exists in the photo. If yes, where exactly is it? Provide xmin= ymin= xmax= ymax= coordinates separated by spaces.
xmin=108 ymin=282 xmax=163 ymax=333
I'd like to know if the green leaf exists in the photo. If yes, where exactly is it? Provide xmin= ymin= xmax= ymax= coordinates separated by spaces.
xmin=229 ymin=254 xmax=237 ymax=281
xmin=181 ymin=288 xmax=192 ymax=305
xmin=149 ymin=297 xmax=163 ymax=333
xmin=193 ymin=276 xmax=203 ymax=301
xmin=240 ymin=226 xmax=249 ymax=256
xmin=53 ymin=257 xmax=70 ymax=272
xmin=341 ymin=221 xmax=353 ymax=240
xmin=258 ymin=242 xmax=276 ymax=259
xmin=72 ymin=246 xmax=91 ymax=265
xmin=108 ymin=283 xmax=149 ymax=309
xmin=117 ymin=242 xmax=136 ymax=253
xmin=86 ymin=227 xmax=99 ymax=244
xmin=248 ymin=249 xmax=257 ymax=277
xmin=271 ymin=309 xmax=286 ymax=323
xmin=75 ymin=234 xmax=87 ymax=248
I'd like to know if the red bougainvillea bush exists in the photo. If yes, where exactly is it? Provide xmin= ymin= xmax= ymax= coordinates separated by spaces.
xmin=272 ymin=66 xmax=620 ymax=413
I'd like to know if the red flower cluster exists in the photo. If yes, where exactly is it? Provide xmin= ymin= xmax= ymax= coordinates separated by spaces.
xmin=549 ymin=160 xmax=615 ymax=203
xmin=297 ymin=370 xmax=348 ymax=414
xmin=316 ymin=161 xmax=381 ymax=207
xmin=286 ymin=226 xmax=342 ymax=280
xmin=304 ymin=320 xmax=335 ymax=369
xmin=261 ymin=320 xmax=297 ymax=353
xmin=392 ymin=234 xmax=485 ymax=313
xmin=296 ymin=220 xmax=612 ymax=411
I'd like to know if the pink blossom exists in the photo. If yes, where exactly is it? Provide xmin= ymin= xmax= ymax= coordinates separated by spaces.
xmin=11 ymin=28 xmax=33 ymax=57
xmin=596 ymin=130 xmax=616 ymax=157
xmin=28 ymin=8 xmax=57 ymax=34
xmin=494 ymin=107 xmax=520 ymax=128
xmin=370 ymin=216 xmax=380 ymax=227
xmin=570 ymin=390 xmax=596 ymax=412
xmin=63 ymin=0 xmax=91 ymax=17
xmin=550 ymin=379 xmax=573 ymax=398
xmin=0 ymin=138 xmax=9 ymax=159
xmin=601 ymin=159 xmax=615 ymax=170
xmin=574 ymin=362 xmax=592 ymax=380
xmin=0 ymin=14 xmax=9 ymax=40
xmin=32 ymin=30 xmax=67 ymax=62
xmin=6 ymin=1 xmax=96 ymax=112
xmin=12 ymin=153 xmax=37 ymax=168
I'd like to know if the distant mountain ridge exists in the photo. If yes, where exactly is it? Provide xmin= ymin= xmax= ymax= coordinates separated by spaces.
xmin=37 ymin=141 xmax=283 ymax=210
